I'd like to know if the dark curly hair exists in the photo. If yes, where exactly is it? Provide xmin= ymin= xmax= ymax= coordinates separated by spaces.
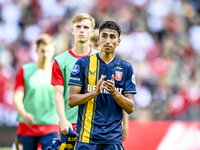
xmin=99 ymin=21 xmax=121 ymax=37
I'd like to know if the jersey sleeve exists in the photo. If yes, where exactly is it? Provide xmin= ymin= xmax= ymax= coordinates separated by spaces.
xmin=68 ymin=59 xmax=83 ymax=87
xmin=123 ymin=64 xmax=137 ymax=94
xmin=51 ymin=60 xmax=64 ymax=86
xmin=14 ymin=66 xmax=25 ymax=92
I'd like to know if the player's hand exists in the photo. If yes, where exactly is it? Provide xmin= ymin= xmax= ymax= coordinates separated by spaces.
xmin=94 ymin=75 xmax=106 ymax=95
xmin=102 ymin=74 xmax=116 ymax=94
xmin=60 ymin=118 xmax=73 ymax=135
xmin=21 ymin=112 xmax=34 ymax=125
xmin=122 ymin=126 xmax=127 ymax=141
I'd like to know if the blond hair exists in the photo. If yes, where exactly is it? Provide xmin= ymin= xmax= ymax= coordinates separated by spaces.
xmin=36 ymin=33 xmax=54 ymax=47
xmin=72 ymin=13 xmax=95 ymax=28
xmin=90 ymin=29 xmax=99 ymax=42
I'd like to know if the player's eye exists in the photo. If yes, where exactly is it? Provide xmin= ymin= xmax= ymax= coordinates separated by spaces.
xmin=110 ymin=35 xmax=116 ymax=39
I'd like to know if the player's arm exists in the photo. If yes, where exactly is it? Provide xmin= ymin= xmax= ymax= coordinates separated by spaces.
xmin=112 ymin=90 xmax=134 ymax=114
xmin=54 ymin=85 xmax=72 ymax=134
xmin=68 ymin=75 xmax=106 ymax=108
xmin=103 ymin=75 xmax=134 ymax=114
xmin=51 ymin=60 xmax=73 ymax=134
xmin=13 ymin=91 xmax=35 ymax=125
xmin=122 ymin=110 xmax=128 ymax=141
xmin=13 ymin=67 xmax=34 ymax=125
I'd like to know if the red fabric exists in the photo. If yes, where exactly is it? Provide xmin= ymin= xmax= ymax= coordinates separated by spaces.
xmin=51 ymin=60 xmax=64 ymax=86
xmin=122 ymin=121 xmax=170 ymax=150
xmin=14 ymin=66 xmax=25 ymax=92
xmin=122 ymin=121 xmax=200 ymax=150
xmin=68 ymin=48 xmax=92 ymax=59
xmin=59 ymin=124 xmax=77 ymax=133
xmin=17 ymin=123 xmax=59 ymax=136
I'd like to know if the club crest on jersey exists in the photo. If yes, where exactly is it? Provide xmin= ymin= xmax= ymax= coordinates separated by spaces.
xmin=72 ymin=64 xmax=80 ymax=75
xmin=115 ymin=71 xmax=123 ymax=81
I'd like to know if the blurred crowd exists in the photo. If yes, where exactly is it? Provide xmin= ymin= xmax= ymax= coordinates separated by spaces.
xmin=1 ymin=0 xmax=200 ymax=126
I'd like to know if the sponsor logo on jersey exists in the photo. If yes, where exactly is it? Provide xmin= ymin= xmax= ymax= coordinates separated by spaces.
xmin=115 ymin=71 xmax=123 ymax=81
xmin=72 ymin=64 xmax=79 ymax=75
xmin=101 ymin=88 xmax=123 ymax=94
xmin=87 ymin=84 xmax=97 ymax=91
xmin=87 ymin=84 xmax=123 ymax=94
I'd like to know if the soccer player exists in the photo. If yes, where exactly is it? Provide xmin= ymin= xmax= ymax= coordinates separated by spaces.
xmin=51 ymin=13 xmax=98 ymax=144
xmin=90 ymin=28 xmax=128 ymax=141
xmin=13 ymin=33 xmax=59 ymax=150
xmin=68 ymin=21 xmax=137 ymax=149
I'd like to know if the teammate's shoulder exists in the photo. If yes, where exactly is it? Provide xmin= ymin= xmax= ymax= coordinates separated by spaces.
xmin=54 ymin=50 xmax=71 ymax=66
xmin=54 ymin=50 xmax=70 ymax=60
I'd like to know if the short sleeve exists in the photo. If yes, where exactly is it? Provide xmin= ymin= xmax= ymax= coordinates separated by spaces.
xmin=68 ymin=59 xmax=83 ymax=87
xmin=14 ymin=66 xmax=25 ymax=92
xmin=123 ymin=64 xmax=137 ymax=94
xmin=51 ymin=60 xmax=64 ymax=86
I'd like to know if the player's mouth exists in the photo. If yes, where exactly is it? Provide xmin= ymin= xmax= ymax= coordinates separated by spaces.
xmin=79 ymin=35 xmax=85 ymax=38
xmin=104 ymin=45 xmax=111 ymax=48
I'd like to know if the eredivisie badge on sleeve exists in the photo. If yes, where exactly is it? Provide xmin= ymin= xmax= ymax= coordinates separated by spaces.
xmin=72 ymin=64 xmax=80 ymax=75
xmin=132 ymin=74 xmax=136 ymax=85
xmin=115 ymin=71 xmax=123 ymax=81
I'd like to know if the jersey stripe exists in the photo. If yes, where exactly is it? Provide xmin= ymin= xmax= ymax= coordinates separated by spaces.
xmin=81 ymin=54 xmax=98 ymax=143
xmin=90 ymin=59 xmax=99 ymax=142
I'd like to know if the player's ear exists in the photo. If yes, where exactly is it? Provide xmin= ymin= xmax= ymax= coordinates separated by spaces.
xmin=117 ymin=38 xmax=121 ymax=46
xmin=97 ymin=36 xmax=100 ymax=43
xmin=71 ymin=27 xmax=74 ymax=35
xmin=35 ymin=44 xmax=40 ymax=54
xmin=90 ymin=29 xmax=94 ymax=37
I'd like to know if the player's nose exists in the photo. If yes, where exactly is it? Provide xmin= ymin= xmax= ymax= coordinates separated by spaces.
xmin=80 ymin=26 xmax=84 ymax=32
xmin=106 ymin=38 xmax=110 ymax=44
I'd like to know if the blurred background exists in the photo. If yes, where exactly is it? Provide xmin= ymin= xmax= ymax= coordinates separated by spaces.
xmin=0 ymin=0 xmax=200 ymax=149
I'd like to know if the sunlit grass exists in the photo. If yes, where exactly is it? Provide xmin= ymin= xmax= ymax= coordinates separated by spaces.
xmin=0 ymin=148 xmax=12 ymax=150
